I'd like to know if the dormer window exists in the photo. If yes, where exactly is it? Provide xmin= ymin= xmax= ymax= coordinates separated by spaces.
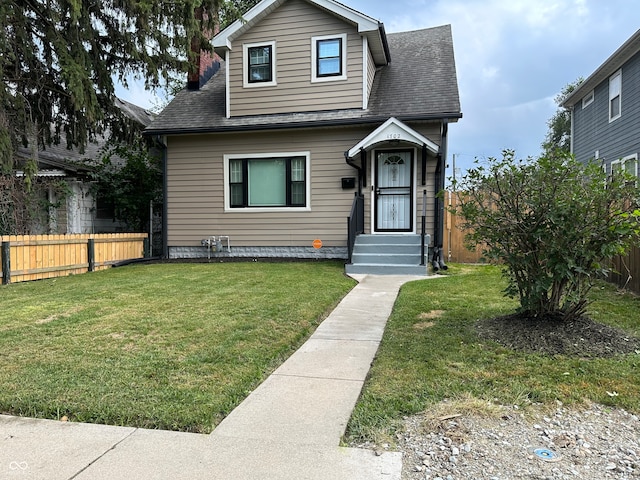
xmin=311 ymin=33 xmax=347 ymax=82
xmin=318 ymin=39 xmax=342 ymax=75
xmin=243 ymin=41 xmax=276 ymax=88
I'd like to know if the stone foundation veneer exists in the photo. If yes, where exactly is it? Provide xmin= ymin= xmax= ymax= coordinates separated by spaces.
xmin=169 ymin=245 xmax=348 ymax=260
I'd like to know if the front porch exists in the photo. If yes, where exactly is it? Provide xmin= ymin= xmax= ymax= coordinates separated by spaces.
xmin=343 ymin=117 xmax=443 ymax=276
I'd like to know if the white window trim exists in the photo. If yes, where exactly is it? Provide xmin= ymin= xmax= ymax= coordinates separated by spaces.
xmin=609 ymin=69 xmax=622 ymax=122
xmin=311 ymin=33 xmax=347 ymax=83
xmin=611 ymin=153 xmax=638 ymax=177
xmin=581 ymin=90 xmax=594 ymax=108
xmin=243 ymin=41 xmax=277 ymax=88
xmin=223 ymin=152 xmax=311 ymax=212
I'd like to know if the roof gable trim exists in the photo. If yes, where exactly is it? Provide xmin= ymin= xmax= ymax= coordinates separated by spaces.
xmin=563 ymin=29 xmax=640 ymax=108
xmin=213 ymin=0 xmax=382 ymax=50
xmin=347 ymin=117 xmax=439 ymax=158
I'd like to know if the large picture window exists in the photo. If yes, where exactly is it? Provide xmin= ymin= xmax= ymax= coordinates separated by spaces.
xmin=225 ymin=153 xmax=310 ymax=210
xmin=243 ymin=41 xmax=276 ymax=87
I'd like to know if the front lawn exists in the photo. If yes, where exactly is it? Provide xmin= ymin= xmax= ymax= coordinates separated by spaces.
xmin=0 ymin=262 xmax=355 ymax=433
xmin=346 ymin=264 xmax=640 ymax=443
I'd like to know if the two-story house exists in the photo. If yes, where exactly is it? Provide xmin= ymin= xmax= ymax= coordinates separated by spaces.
xmin=562 ymin=29 xmax=640 ymax=178
xmin=146 ymin=0 xmax=462 ymax=274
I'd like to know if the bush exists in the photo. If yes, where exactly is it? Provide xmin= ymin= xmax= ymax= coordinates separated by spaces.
xmin=453 ymin=150 xmax=640 ymax=320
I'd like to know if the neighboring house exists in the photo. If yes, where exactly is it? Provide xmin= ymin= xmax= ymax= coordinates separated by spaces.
xmin=146 ymin=0 xmax=461 ymax=274
xmin=15 ymin=98 xmax=156 ymax=234
xmin=562 ymin=29 xmax=640 ymax=179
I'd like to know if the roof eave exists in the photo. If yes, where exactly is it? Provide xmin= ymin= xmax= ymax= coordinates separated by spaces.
xmin=212 ymin=0 xmax=389 ymax=64
xmin=144 ymin=112 xmax=462 ymax=137
xmin=563 ymin=29 xmax=640 ymax=108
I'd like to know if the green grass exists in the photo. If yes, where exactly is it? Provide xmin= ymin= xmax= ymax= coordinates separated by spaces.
xmin=346 ymin=264 xmax=640 ymax=443
xmin=0 ymin=262 xmax=355 ymax=432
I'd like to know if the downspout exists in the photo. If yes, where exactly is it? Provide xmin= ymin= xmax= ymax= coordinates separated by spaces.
xmin=344 ymin=148 xmax=365 ymax=195
xmin=432 ymin=120 xmax=449 ymax=271
xmin=569 ymin=105 xmax=575 ymax=155
xmin=421 ymin=144 xmax=427 ymax=186
xmin=155 ymin=135 xmax=169 ymax=259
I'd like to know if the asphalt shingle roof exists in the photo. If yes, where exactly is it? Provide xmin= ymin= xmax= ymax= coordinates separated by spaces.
xmin=146 ymin=24 xmax=461 ymax=135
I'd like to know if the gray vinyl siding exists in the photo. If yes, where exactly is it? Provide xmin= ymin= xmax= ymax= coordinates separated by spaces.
xmin=573 ymin=50 xmax=640 ymax=168
xmin=166 ymin=124 xmax=442 ymax=248
xmin=228 ymin=0 xmax=364 ymax=117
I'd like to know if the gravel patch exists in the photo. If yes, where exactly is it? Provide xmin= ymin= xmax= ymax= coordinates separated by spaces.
xmin=359 ymin=403 xmax=640 ymax=479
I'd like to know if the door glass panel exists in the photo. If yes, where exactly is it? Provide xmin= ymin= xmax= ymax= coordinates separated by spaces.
xmin=376 ymin=151 xmax=412 ymax=231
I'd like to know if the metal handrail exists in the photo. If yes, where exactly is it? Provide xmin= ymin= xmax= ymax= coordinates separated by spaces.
xmin=347 ymin=192 xmax=365 ymax=263
xmin=421 ymin=189 xmax=427 ymax=266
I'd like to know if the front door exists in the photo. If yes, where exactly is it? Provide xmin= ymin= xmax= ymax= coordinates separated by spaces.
xmin=374 ymin=150 xmax=413 ymax=232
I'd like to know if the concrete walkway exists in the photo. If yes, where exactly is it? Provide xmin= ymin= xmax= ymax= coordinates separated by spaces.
xmin=1 ymin=274 xmax=425 ymax=480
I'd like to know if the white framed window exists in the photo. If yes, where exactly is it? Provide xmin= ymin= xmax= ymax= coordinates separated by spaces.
xmin=311 ymin=33 xmax=347 ymax=83
xmin=582 ymin=90 xmax=594 ymax=108
xmin=243 ymin=41 xmax=276 ymax=88
xmin=223 ymin=152 xmax=311 ymax=212
xmin=609 ymin=70 xmax=622 ymax=122
xmin=611 ymin=154 xmax=638 ymax=182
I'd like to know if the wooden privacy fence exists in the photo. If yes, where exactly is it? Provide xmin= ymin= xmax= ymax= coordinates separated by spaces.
xmin=609 ymin=245 xmax=640 ymax=295
xmin=443 ymin=191 xmax=485 ymax=264
xmin=442 ymin=191 xmax=640 ymax=295
xmin=1 ymin=233 xmax=147 ymax=284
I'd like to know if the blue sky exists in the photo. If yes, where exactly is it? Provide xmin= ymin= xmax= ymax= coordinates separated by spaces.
xmin=117 ymin=0 xmax=639 ymax=177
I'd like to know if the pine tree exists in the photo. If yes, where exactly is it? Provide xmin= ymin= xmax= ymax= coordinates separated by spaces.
xmin=0 ymin=0 xmax=230 ymax=171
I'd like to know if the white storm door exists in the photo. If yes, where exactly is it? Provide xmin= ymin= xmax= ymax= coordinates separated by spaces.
xmin=374 ymin=150 xmax=413 ymax=232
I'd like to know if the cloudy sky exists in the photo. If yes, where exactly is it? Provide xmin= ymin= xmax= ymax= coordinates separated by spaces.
xmin=117 ymin=0 xmax=639 ymax=176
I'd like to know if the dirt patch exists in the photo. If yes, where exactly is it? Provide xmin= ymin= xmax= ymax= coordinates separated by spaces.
xmin=414 ymin=321 xmax=435 ymax=330
xmin=476 ymin=312 xmax=640 ymax=357
xmin=418 ymin=310 xmax=445 ymax=320
xmin=36 ymin=306 xmax=84 ymax=325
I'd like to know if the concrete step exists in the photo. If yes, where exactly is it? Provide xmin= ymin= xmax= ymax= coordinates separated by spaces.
xmin=354 ymin=234 xmax=426 ymax=246
xmin=346 ymin=234 xmax=430 ymax=276
xmin=353 ymin=243 xmax=424 ymax=255
xmin=345 ymin=263 xmax=428 ymax=276
xmin=351 ymin=252 xmax=423 ymax=265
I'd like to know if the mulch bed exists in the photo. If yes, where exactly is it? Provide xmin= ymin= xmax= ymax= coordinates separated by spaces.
xmin=476 ymin=312 xmax=640 ymax=357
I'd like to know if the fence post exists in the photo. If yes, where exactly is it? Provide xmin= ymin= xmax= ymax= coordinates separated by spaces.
xmin=88 ymin=239 xmax=95 ymax=272
xmin=1 ymin=241 xmax=10 ymax=285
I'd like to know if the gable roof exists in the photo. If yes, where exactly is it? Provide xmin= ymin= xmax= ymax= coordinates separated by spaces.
xmin=563 ymin=29 xmax=640 ymax=108
xmin=146 ymin=24 xmax=461 ymax=136
xmin=213 ymin=0 xmax=390 ymax=66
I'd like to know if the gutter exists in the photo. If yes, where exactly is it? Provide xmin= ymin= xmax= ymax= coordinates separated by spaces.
xmin=143 ymin=112 xmax=463 ymax=137
xmin=344 ymin=148 xmax=365 ymax=195
xmin=378 ymin=22 xmax=392 ymax=64
xmin=432 ymin=119 xmax=449 ymax=271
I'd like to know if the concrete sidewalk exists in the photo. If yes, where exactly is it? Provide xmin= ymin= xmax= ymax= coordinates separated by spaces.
xmin=1 ymin=274 xmax=425 ymax=480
